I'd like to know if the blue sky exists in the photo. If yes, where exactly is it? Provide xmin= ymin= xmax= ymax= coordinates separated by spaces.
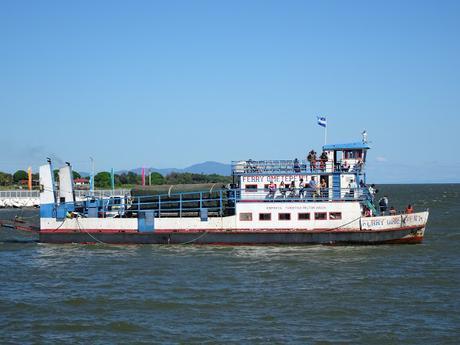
xmin=0 ymin=0 xmax=459 ymax=183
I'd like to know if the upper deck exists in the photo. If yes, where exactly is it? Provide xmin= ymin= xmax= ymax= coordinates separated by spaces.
xmin=232 ymin=140 xmax=370 ymax=176
xmin=231 ymin=159 xmax=359 ymax=175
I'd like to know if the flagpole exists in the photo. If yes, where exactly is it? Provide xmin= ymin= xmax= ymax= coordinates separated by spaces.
xmin=324 ymin=126 xmax=327 ymax=146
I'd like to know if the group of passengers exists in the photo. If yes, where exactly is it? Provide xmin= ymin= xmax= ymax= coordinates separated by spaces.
xmin=303 ymin=150 xmax=364 ymax=173
xmin=267 ymin=177 xmax=328 ymax=200
xmin=339 ymin=158 xmax=364 ymax=172
xmin=361 ymin=190 xmax=415 ymax=216
xmin=291 ymin=150 xmax=329 ymax=173
xmin=377 ymin=195 xmax=414 ymax=216
xmin=305 ymin=150 xmax=329 ymax=172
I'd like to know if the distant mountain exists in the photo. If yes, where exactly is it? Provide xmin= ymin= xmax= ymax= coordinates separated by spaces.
xmin=117 ymin=161 xmax=232 ymax=176
xmin=184 ymin=161 xmax=231 ymax=175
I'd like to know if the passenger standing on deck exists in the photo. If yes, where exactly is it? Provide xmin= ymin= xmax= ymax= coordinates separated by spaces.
xmin=299 ymin=178 xmax=306 ymax=198
xmin=307 ymin=150 xmax=317 ymax=171
xmin=293 ymin=158 xmax=301 ymax=173
xmin=288 ymin=180 xmax=296 ymax=198
xmin=319 ymin=151 xmax=328 ymax=171
xmin=378 ymin=195 xmax=389 ymax=215
xmin=308 ymin=176 xmax=318 ymax=198
xmin=389 ymin=206 xmax=397 ymax=215
xmin=320 ymin=178 xmax=328 ymax=199
xmin=268 ymin=181 xmax=276 ymax=199
xmin=405 ymin=204 xmax=414 ymax=214
xmin=279 ymin=181 xmax=287 ymax=198
xmin=348 ymin=179 xmax=357 ymax=198
xmin=368 ymin=184 xmax=377 ymax=200
xmin=354 ymin=158 xmax=364 ymax=172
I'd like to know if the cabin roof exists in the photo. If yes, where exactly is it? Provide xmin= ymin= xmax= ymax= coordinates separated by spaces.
xmin=322 ymin=142 xmax=370 ymax=151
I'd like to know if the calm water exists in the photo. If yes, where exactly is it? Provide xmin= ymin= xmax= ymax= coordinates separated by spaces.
xmin=1 ymin=184 xmax=459 ymax=344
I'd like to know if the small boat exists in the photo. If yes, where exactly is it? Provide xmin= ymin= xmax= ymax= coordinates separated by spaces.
xmin=36 ymin=134 xmax=428 ymax=245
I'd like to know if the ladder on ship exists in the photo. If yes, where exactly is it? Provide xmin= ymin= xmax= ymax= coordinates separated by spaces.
xmin=363 ymin=199 xmax=379 ymax=216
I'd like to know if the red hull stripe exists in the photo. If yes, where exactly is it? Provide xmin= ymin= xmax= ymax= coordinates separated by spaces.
xmin=383 ymin=236 xmax=423 ymax=244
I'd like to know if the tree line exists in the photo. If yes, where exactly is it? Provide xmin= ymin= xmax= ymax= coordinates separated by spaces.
xmin=0 ymin=170 xmax=35 ymax=186
xmin=93 ymin=171 xmax=232 ymax=188
xmin=0 ymin=170 xmax=232 ymax=189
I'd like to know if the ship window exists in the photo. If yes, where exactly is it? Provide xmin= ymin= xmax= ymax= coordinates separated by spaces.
xmin=315 ymin=212 xmax=327 ymax=220
xmin=278 ymin=213 xmax=291 ymax=221
xmin=240 ymin=213 xmax=252 ymax=221
xmin=245 ymin=184 xmax=258 ymax=192
xmin=329 ymin=212 xmax=342 ymax=220
xmin=298 ymin=213 xmax=310 ymax=220
xmin=259 ymin=213 xmax=271 ymax=221
xmin=345 ymin=150 xmax=363 ymax=159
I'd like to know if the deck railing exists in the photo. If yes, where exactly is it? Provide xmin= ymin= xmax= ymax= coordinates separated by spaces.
xmin=231 ymin=159 xmax=364 ymax=175
xmin=238 ymin=187 xmax=367 ymax=201
xmin=0 ymin=190 xmax=41 ymax=198
xmin=0 ymin=189 xmax=131 ymax=199
xmin=47 ymin=187 xmax=373 ymax=219
xmin=124 ymin=187 xmax=369 ymax=218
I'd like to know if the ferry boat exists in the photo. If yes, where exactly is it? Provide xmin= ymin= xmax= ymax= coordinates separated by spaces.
xmin=36 ymin=136 xmax=429 ymax=245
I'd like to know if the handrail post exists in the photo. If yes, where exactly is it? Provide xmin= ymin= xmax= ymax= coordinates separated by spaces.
xmin=158 ymin=195 xmax=161 ymax=218
xmin=199 ymin=192 xmax=202 ymax=210
xmin=179 ymin=194 xmax=182 ymax=218
xmin=219 ymin=190 xmax=223 ymax=216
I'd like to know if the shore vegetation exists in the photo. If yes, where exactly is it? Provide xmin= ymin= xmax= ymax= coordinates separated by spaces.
xmin=0 ymin=170 xmax=232 ymax=190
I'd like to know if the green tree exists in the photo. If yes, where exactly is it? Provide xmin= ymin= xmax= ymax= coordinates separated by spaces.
xmin=117 ymin=173 xmax=128 ymax=185
xmin=127 ymin=171 xmax=140 ymax=185
xmin=72 ymin=171 xmax=81 ymax=179
xmin=0 ymin=172 xmax=13 ymax=186
xmin=13 ymin=170 xmax=28 ymax=183
xmin=149 ymin=172 xmax=165 ymax=185
xmin=94 ymin=172 xmax=112 ymax=188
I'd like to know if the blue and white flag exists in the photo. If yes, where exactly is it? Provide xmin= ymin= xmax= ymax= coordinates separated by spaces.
xmin=317 ymin=116 xmax=327 ymax=128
